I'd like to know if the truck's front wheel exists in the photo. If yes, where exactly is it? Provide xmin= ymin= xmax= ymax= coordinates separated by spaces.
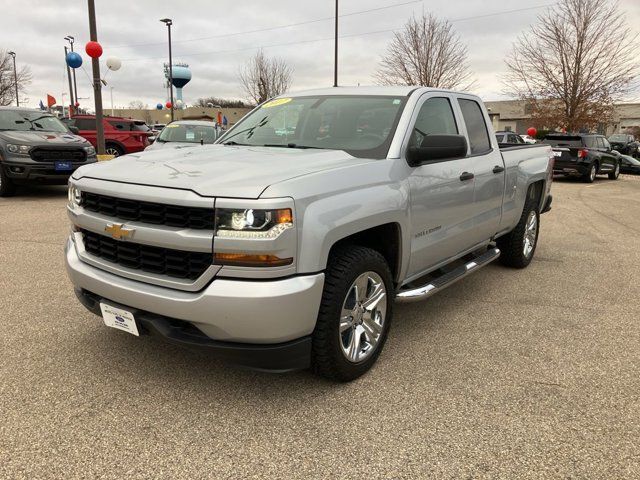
xmin=311 ymin=246 xmax=393 ymax=381
xmin=0 ymin=166 xmax=16 ymax=197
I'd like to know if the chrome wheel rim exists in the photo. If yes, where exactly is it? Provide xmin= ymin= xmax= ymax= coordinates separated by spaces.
xmin=590 ymin=165 xmax=596 ymax=181
xmin=105 ymin=147 xmax=120 ymax=156
xmin=523 ymin=211 xmax=538 ymax=258
xmin=615 ymin=163 xmax=620 ymax=177
xmin=339 ymin=271 xmax=387 ymax=363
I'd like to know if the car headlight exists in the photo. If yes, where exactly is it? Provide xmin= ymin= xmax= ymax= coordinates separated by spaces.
xmin=68 ymin=184 xmax=82 ymax=207
xmin=84 ymin=146 xmax=96 ymax=157
xmin=6 ymin=144 xmax=30 ymax=155
xmin=215 ymin=208 xmax=293 ymax=239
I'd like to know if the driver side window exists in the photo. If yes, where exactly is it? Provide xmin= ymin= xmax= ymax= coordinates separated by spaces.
xmin=409 ymin=97 xmax=458 ymax=148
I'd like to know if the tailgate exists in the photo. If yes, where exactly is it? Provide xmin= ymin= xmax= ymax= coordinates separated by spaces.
xmin=551 ymin=147 xmax=579 ymax=163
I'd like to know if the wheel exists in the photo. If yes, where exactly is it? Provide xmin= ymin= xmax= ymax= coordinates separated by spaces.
xmin=0 ymin=165 xmax=16 ymax=197
xmin=105 ymin=144 xmax=124 ymax=157
xmin=496 ymin=190 xmax=540 ymax=269
xmin=608 ymin=162 xmax=620 ymax=180
xmin=311 ymin=246 xmax=393 ymax=381
xmin=583 ymin=163 xmax=597 ymax=183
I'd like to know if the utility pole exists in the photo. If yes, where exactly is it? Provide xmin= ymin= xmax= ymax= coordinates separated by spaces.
xmin=65 ymin=36 xmax=79 ymax=109
xmin=87 ymin=0 xmax=105 ymax=154
xmin=333 ymin=0 xmax=338 ymax=87
xmin=110 ymin=87 xmax=114 ymax=116
xmin=8 ymin=51 xmax=18 ymax=106
xmin=64 ymin=46 xmax=75 ymax=109
xmin=160 ymin=18 xmax=174 ymax=122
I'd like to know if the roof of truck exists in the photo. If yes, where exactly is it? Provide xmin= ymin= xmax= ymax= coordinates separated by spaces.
xmin=284 ymin=86 xmax=420 ymax=97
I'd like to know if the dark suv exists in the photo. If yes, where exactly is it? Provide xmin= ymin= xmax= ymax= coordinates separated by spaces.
xmin=63 ymin=115 xmax=151 ymax=157
xmin=543 ymin=133 xmax=620 ymax=183
xmin=607 ymin=133 xmax=639 ymax=158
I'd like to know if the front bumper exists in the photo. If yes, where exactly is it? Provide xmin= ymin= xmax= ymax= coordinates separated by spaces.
xmin=3 ymin=159 xmax=95 ymax=184
xmin=65 ymin=238 xmax=325 ymax=367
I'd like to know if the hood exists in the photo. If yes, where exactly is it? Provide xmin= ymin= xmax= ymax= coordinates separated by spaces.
xmin=145 ymin=141 xmax=205 ymax=151
xmin=73 ymin=144 xmax=373 ymax=198
xmin=0 ymin=130 xmax=90 ymax=147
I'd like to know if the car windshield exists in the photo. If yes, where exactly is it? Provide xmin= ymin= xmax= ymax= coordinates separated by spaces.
xmin=218 ymin=95 xmax=407 ymax=159
xmin=609 ymin=134 xmax=633 ymax=142
xmin=0 ymin=110 xmax=69 ymax=133
xmin=158 ymin=123 xmax=218 ymax=143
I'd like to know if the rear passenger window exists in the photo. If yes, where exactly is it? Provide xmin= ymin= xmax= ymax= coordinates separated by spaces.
xmin=74 ymin=118 xmax=96 ymax=130
xmin=409 ymin=97 xmax=458 ymax=148
xmin=458 ymin=99 xmax=491 ymax=154
xmin=584 ymin=137 xmax=596 ymax=148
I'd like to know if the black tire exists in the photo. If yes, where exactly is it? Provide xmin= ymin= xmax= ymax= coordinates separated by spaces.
xmin=496 ymin=189 xmax=540 ymax=269
xmin=105 ymin=143 xmax=124 ymax=157
xmin=0 ymin=165 xmax=16 ymax=197
xmin=311 ymin=245 xmax=393 ymax=382
xmin=583 ymin=162 xmax=597 ymax=183
xmin=608 ymin=162 xmax=620 ymax=180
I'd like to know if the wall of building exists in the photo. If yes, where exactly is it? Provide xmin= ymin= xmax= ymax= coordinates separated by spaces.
xmin=103 ymin=106 xmax=253 ymax=127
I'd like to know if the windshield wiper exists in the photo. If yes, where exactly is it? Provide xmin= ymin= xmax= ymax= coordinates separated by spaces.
xmin=262 ymin=143 xmax=324 ymax=149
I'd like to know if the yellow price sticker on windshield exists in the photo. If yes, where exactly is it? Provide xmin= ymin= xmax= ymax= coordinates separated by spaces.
xmin=262 ymin=98 xmax=292 ymax=108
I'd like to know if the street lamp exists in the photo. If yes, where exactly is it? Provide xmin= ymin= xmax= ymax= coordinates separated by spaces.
xmin=7 ymin=51 xmax=18 ymax=106
xmin=160 ymin=18 xmax=174 ymax=122
xmin=64 ymin=36 xmax=78 ymax=107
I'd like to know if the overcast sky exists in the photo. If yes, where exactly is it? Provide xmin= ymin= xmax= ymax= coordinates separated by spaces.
xmin=5 ymin=0 xmax=640 ymax=109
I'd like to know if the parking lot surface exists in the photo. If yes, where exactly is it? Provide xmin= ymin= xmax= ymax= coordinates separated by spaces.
xmin=1 ymin=177 xmax=639 ymax=479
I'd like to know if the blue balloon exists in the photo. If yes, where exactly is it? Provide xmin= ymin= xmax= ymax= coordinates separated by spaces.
xmin=156 ymin=103 xmax=163 ymax=110
xmin=66 ymin=52 xmax=83 ymax=69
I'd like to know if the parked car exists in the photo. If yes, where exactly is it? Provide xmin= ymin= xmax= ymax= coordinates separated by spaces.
xmin=152 ymin=123 xmax=166 ymax=132
xmin=542 ymin=133 xmax=620 ymax=182
xmin=496 ymin=131 xmax=526 ymax=145
xmin=63 ymin=115 xmax=152 ymax=156
xmin=0 ymin=107 xmax=96 ymax=196
xmin=145 ymin=120 xmax=219 ymax=151
xmin=607 ymin=133 xmax=639 ymax=158
xmin=615 ymin=151 xmax=640 ymax=174
xmin=520 ymin=134 xmax=537 ymax=144
xmin=65 ymin=87 xmax=553 ymax=381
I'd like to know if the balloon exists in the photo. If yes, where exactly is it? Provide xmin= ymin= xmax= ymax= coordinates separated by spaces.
xmin=85 ymin=41 xmax=103 ymax=58
xmin=527 ymin=127 xmax=537 ymax=137
xmin=175 ymin=99 xmax=183 ymax=108
xmin=66 ymin=52 xmax=83 ymax=69
xmin=106 ymin=56 xmax=121 ymax=71
xmin=75 ymin=102 xmax=80 ymax=107
xmin=156 ymin=103 xmax=163 ymax=110
xmin=165 ymin=101 xmax=172 ymax=109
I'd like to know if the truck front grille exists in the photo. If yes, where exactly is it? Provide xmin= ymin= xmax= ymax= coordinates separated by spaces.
xmin=30 ymin=147 xmax=86 ymax=162
xmin=81 ymin=192 xmax=214 ymax=230
xmin=81 ymin=229 xmax=212 ymax=280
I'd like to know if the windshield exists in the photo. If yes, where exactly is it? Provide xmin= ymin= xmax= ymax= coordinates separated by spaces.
xmin=0 ymin=110 xmax=69 ymax=133
xmin=218 ymin=95 xmax=407 ymax=159
xmin=158 ymin=123 xmax=218 ymax=143
xmin=608 ymin=134 xmax=631 ymax=142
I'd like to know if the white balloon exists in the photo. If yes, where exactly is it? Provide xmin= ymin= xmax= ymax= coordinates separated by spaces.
xmin=176 ymin=99 xmax=184 ymax=108
xmin=106 ymin=56 xmax=122 ymax=71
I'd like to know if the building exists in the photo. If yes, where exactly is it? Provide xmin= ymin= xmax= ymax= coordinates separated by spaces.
xmin=484 ymin=100 xmax=640 ymax=135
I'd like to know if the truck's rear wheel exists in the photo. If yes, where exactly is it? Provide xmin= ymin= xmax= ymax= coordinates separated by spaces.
xmin=0 ymin=166 xmax=16 ymax=197
xmin=497 ymin=193 xmax=540 ymax=269
xmin=311 ymin=246 xmax=393 ymax=381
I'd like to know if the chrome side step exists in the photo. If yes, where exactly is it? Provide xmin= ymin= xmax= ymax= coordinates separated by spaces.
xmin=396 ymin=247 xmax=501 ymax=303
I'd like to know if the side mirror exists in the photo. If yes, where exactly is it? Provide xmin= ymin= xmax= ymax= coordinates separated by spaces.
xmin=406 ymin=134 xmax=468 ymax=167
xmin=68 ymin=126 xmax=79 ymax=134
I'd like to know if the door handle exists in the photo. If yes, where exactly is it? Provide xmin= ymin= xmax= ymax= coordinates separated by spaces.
xmin=492 ymin=165 xmax=505 ymax=174
xmin=459 ymin=171 xmax=474 ymax=181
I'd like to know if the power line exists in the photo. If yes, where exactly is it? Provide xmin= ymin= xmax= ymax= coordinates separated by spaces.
xmin=121 ymin=3 xmax=556 ymax=63
xmin=110 ymin=0 xmax=422 ymax=49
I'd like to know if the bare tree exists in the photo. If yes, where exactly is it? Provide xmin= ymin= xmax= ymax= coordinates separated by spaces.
xmin=504 ymin=0 xmax=638 ymax=132
xmin=375 ymin=12 xmax=474 ymax=90
xmin=238 ymin=49 xmax=293 ymax=104
xmin=127 ymin=100 xmax=148 ymax=110
xmin=196 ymin=97 xmax=252 ymax=108
xmin=0 ymin=50 xmax=32 ymax=106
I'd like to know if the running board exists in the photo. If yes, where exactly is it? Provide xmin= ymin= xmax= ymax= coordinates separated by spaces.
xmin=396 ymin=247 xmax=501 ymax=303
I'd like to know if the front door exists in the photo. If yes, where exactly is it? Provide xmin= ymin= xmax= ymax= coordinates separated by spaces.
xmin=405 ymin=95 xmax=475 ymax=278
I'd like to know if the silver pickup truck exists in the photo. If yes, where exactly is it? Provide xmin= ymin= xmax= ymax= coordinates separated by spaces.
xmin=65 ymin=87 xmax=553 ymax=381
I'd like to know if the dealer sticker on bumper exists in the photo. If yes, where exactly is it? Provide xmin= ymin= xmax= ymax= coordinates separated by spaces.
xmin=99 ymin=303 xmax=139 ymax=336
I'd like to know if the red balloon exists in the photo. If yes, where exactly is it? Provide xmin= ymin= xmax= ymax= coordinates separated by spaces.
xmin=527 ymin=127 xmax=537 ymax=137
xmin=85 ymin=41 xmax=103 ymax=58
xmin=74 ymin=102 xmax=80 ymax=107
xmin=165 ymin=101 xmax=172 ymax=109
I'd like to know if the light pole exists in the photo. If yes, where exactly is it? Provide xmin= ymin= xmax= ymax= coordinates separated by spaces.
xmin=87 ymin=0 xmax=105 ymax=155
xmin=333 ymin=0 xmax=338 ymax=87
xmin=7 ymin=51 xmax=18 ymax=106
xmin=64 ymin=36 xmax=78 ymax=108
xmin=110 ymin=86 xmax=114 ymax=116
xmin=160 ymin=18 xmax=174 ymax=122
xmin=63 ymin=46 xmax=75 ymax=110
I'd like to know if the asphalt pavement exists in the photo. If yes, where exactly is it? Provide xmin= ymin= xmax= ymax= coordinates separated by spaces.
xmin=1 ymin=176 xmax=639 ymax=479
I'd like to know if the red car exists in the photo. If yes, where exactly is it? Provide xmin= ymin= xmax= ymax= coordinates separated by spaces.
xmin=64 ymin=115 xmax=152 ymax=156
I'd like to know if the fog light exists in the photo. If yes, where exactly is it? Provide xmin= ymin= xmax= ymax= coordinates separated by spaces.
xmin=9 ymin=166 xmax=24 ymax=173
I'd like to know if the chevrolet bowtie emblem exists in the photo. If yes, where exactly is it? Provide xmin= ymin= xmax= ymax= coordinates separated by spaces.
xmin=104 ymin=223 xmax=135 ymax=240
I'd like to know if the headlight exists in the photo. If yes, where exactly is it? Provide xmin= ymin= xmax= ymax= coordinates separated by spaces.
xmin=68 ymin=185 xmax=82 ymax=207
xmin=215 ymin=208 xmax=293 ymax=239
xmin=6 ymin=144 xmax=30 ymax=155
xmin=84 ymin=146 xmax=96 ymax=157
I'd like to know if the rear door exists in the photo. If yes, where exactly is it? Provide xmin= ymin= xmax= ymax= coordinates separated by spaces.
xmin=73 ymin=117 xmax=97 ymax=148
xmin=456 ymin=97 xmax=505 ymax=245
xmin=598 ymin=137 xmax=617 ymax=172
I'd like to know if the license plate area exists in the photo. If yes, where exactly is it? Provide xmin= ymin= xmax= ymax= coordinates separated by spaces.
xmin=54 ymin=161 xmax=73 ymax=171
xmin=99 ymin=302 xmax=140 ymax=336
